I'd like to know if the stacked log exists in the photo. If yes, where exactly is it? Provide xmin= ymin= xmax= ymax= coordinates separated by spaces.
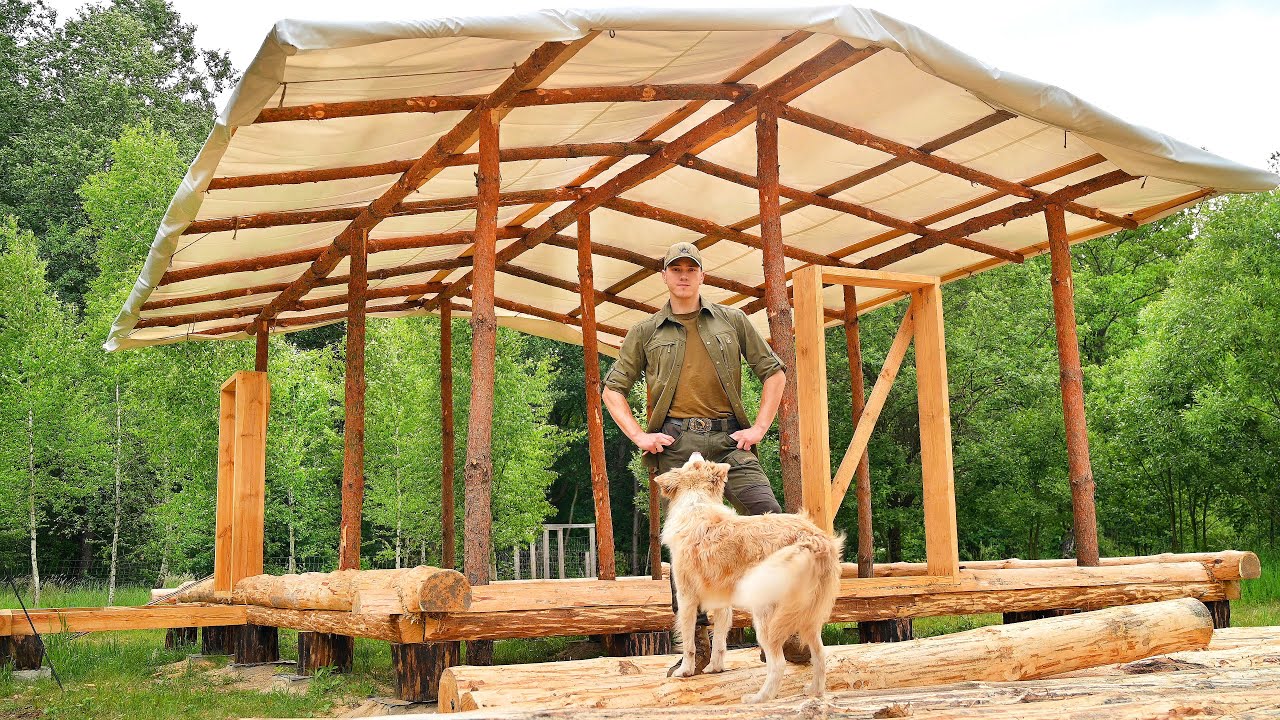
xmin=228 ymin=566 xmax=471 ymax=615
xmin=440 ymin=598 xmax=1213 ymax=712
xmin=850 ymin=550 xmax=1260 ymax=581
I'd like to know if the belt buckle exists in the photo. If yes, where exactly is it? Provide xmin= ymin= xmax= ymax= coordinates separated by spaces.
xmin=689 ymin=417 xmax=712 ymax=434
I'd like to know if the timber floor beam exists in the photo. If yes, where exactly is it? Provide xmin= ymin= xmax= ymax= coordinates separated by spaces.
xmin=0 ymin=604 xmax=246 ymax=636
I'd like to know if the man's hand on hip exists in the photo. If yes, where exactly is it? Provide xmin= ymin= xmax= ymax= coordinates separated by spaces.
xmin=730 ymin=425 xmax=766 ymax=451
xmin=632 ymin=431 xmax=676 ymax=454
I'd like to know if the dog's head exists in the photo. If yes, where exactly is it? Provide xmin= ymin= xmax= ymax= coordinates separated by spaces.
xmin=654 ymin=452 xmax=730 ymax=501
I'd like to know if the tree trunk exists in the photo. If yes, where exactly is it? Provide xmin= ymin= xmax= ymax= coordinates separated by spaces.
xmin=287 ymin=489 xmax=297 ymax=574
xmin=27 ymin=408 xmax=39 ymax=608
xmin=109 ymin=383 xmax=123 ymax=606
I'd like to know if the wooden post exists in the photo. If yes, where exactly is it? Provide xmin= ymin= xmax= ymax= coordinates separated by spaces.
xmin=755 ymin=100 xmax=804 ymax=511
xmin=1046 ymin=204 xmax=1101 ymax=567
xmin=201 ymin=626 xmax=234 ymax=655
xmin=215 ymin=371 xmax=269 ymax=594
xmin=254 ymin=325 xmax=268 ymax=372
xmin=297 ymin=631 xmax=354 ymax=674
xmin=440 ymin=303 xmax=456 ymax=570
xmin=578 ymin=212 xmax=617 ymax=580
xmin=463 ymin=108 xmax=500 ymax=667
xmin=1205 ymin=600 xmax=1231 ymax=629
xmin=911 ymin=284 xmax=961 ymax=578
xmin=791 ymin=265 xmax=833 ymax=533
xmin=843 ymin=285 xmax=874 ymax=579
xmin=338 ymin=227 xmax=369 ymax=570
xmin=1004 ymin=609 xmax=1080 ymax=624
xmin=0 ymin=636 xmax=42 ymax=670
xmin=392 ymin=641 xmax=460 ymax=702
xmin=233 ymin=623 xmax=279 ymax=665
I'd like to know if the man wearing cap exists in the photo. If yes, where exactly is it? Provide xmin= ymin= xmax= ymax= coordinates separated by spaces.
xmin=601 ymin=241 xmax=792 ymax=674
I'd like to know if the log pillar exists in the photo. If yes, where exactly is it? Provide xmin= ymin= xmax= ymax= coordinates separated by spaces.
xmin=440 ymin=303 xmax=456 ymax=570
xmin=601 ymin=631 xmax=673 ymax=657
xmin=1205 ymin=600 xmax=1231 ymax=629
xmin=463 ymin=108 xmax=500 ymax=667
xmin=201 ymin=625 xmax=235 ymax=655
xmin=254 ymin=325 xmax=269 ymax=372
xmin=0 ymin=635 xmax=42 ymax=670
xmin=577 ymin=212 xmax=616 ymax=580
xmin=843 ymin=285 xmax=874 ymax=578
xmin=1046 ymin=204 xmax=1100 ymax=567
xmin=392 ymin=641 xmax=460 ymax=702
xmin=858 ymin=618 xmax=913 ymax=643
xmin=165 ymin=627 xmax=197 ymax=649
xmin=756 ymin=100 xmax=803 ymax=511
xmin=338 ymin=227 xmax=369 ymax=570
xmin=233 ymin=623 xmax=279 ymax=665
xmin=297 ymin=631 xmax=354 ymax=674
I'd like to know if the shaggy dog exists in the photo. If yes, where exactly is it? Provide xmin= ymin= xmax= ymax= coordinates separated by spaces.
xmin=658 ymin=453 xmax=844 ymax=704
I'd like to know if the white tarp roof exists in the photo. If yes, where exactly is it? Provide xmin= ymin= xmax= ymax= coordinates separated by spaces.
xmin=106 ymin=6 xmax=1279 ymax=353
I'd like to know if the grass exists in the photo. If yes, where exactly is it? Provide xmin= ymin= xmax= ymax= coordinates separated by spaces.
xmin=2 ymin=551 xmax=1277 ymax=719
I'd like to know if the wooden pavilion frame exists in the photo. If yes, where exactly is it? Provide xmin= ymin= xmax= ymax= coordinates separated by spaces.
xmin=121 ymin=34 xmax=1150 ymax=590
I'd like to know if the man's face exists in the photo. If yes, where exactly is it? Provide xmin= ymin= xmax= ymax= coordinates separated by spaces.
xmin=662 ymin=258 xmax=703 ymax=300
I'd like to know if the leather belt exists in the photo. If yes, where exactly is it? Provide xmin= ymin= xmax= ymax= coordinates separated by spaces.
xmin=663 ymin=416 xmax=740 ymax=434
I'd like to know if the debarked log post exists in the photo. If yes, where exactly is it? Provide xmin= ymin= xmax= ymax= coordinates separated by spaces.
xmin=440 ymin=598 xmax=1214 ymax=712
xmin=297 ymin=631 xmax=354 ymax=674
xmin=393 ymin=641 xmax=461 ymax=703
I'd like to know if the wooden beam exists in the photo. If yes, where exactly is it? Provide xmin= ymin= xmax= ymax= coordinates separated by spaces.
xmin=843 ymin=285 xmax=874 ymax=579
xmin=253 ymin=84 xmax=755 ymax=123
xmin=423 ymin=41 xmax=880 ymax=312
xmin=830 ymin=307 xmax=915 ymax=510
xmin=913 ymin=282 xmax=960 ymax=578
xmin=756 ymin=101 xmax=803 ymax=512
xmin=577 ymin=212 xmax=616 ymax=581
xmin=598 ymin=111 xmax=1017 ymax=306
xmin=1047 ymin=203 xmax=1100 ymax=567
xmin=542 ymin=234 xmax=765 ymax=301
xmin=458 ymin=291 xmax=629 ymax=339
xmin=859 ymin=170 xmax=1137 ymax=270
xmin=254 ymin=328 xmax=268 ymax=372
xmin=245 ymin=36 xmax=599 ymax=338
xmin=208 ymin=142 xmax=664 ymax=191
xmin=198 ymin=299 xmax=425 ymax=338
xmin=499 ymin=262 xmax=658 ymax=314
xmin=603 ymin=196 xmax=855 ymax=268
xmin=157 ymin=228 xmax=516 ymax=288
xmin=677 ymin=153 xmax=1025 ymax=264
xmin=464 ymin=109 xmax=500 ymax=591
xmin=778 ymin=105 xmax=1139 ymax=230
xmin=214 ymin=383 xmax=235 ymax=593
xmin=338 ymin=228 xmax=368 ymax=570
xmin=440 ymin=303 xmax=456 ymax=571
xmin=135 ymin=281 xmax=446 ymax=329
xmin=0 ymin=605 xmax=247 ymax=636
xmin=181 ymin=188 xmax=578 ymax=236
xmin=791 ymin=265 xmax=833 ymax=533
xmin=834 ymin=153 xmax=1109 ymax=259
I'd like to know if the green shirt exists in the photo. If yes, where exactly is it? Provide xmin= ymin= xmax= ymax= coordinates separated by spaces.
xmin=603 ymin=299 xmax=785 ymax=433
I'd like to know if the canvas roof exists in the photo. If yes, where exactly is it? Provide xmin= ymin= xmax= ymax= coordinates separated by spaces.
xmin=106 ymin=6 xmax=1280 ymax=354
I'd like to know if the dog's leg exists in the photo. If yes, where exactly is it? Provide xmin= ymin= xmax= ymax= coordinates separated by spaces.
xmin=705 ymin=607 xmax=732 ymax=673
xmin=669 ymin=581 xmax=701 ymax=679
xmin=742 ymin=611 xmax=785 ymax=704
xmin=802 ymin=627 xmax=826 ymax=697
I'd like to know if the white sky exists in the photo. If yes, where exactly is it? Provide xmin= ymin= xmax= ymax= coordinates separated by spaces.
xmin=47 ymin=0 xmax=1280 ymax=170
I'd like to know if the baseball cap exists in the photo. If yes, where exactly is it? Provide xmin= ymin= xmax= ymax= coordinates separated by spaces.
xmin=663 ymin=242 xmax=703 ymax=269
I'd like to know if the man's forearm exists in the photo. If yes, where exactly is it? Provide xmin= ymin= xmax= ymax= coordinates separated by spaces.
xmin=753 ymin=371 xmax=786 ymax=431
xmin=602 ymin=387 xmax=645 ymax=440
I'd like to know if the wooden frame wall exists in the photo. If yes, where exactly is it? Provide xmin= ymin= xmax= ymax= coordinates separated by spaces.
xmin=793 ymin=266 xmax=959 ymax=583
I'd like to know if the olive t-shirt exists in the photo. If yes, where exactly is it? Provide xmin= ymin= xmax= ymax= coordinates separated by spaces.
xmin=667 ymin=310 xmax=734 ymax=419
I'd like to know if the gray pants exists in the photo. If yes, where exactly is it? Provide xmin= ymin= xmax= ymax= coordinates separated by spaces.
xmin=656 ymin=426 xmax=782 ymax=621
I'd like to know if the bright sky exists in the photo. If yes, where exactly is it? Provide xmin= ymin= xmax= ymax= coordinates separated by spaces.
xmin=47 ymin=0 xmax=1280 ymax=170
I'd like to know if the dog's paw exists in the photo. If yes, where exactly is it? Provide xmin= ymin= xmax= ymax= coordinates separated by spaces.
xmin=741 ymin=692 xmax=768 ymax=705
xmin=669 ymin=662 xmax=696 ymax=678
xmin=705 ymin=659 xmax=725 ymax=674
xmin=807 ymin=686 xmax=825 ymax=698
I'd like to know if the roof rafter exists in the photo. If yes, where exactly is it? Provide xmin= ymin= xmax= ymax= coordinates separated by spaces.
xmin=254 ymin=83 xmax=755 ymax=123
xmin=778 ymin=104 xmax=1139 ymax=230
xmin=183 ymin=188 xmax=580 ymax=235
xmin=135 ymin=281 xmax=448 ymax=329
xmin=242 ymin=34 xmax=601 ymax=336
xmin=423 ymin=40 xmax=881 ymax=312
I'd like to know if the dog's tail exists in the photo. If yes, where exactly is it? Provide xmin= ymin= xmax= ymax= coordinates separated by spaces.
xmin=732 ymin=534 xmax=845 ymax=619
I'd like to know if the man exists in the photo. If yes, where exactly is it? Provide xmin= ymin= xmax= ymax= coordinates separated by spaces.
xmin=602 ymin=241 xmax=803 ymax=675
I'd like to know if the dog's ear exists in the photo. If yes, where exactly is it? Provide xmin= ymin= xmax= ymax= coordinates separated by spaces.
xmin=653 ymin=469 xmax=681 ymax=498
xmin=713 ymin=462 xmax=731 ymax=490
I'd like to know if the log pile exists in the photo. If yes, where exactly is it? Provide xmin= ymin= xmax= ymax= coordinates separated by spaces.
xmin=439 ymin=598 xmax=1214 ymax=712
